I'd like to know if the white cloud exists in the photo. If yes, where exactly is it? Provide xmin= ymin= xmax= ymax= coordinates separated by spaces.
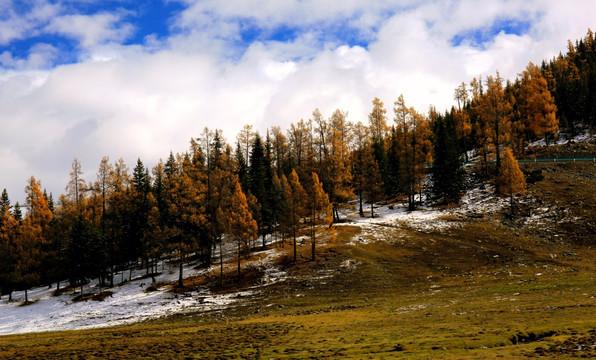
xmin=0 ymin=1 xmax=60 ymax=45
xmin=45 ymin=12 xmax=134 ymax=49
xmin=1 ymin=0 xmax=596 ymax=203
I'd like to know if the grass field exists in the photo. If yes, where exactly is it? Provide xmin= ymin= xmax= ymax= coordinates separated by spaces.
xmin=1 ymin=160 xmax=595 ymax=359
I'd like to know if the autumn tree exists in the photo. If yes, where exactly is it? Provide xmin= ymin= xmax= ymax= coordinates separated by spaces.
xmin=282 ymin=170 xmax=306 ymax=262
xmin=288 ymin=119 xmax=308 ymax=171
xmin=518 ymin=62 xmax=559 ymax=145
xmin=166 ymin=154 xmax=208 ymax=287
xmin=237 ymin=124 xmax=255 ymax=166
xmin=66 ymin=157 xmax=86 ymax=209
xmin=16 ymin=177 xmax=53 ymax=302
xmin=270 ymin=126 xmax=289 ymax=177
xmin=306 ymin=172 xmax=332 ymax=261
xmin=351 ymin=122 xmax=381 ymax=217
xmin=105 ymin=157 xmax=130 ymax=286
xmin=395 ymin=96 xmax=433 ymax=210
xmin=224 ymin=180 xmax=258 ymax=281
xmin=454 ymin=82 xmax=472 ymax=161
xmin=498 ymin=147 xmax=527 ymax=208
xmin=323 ymin=109 xmax=353 ymax=222
xmin=476 ymin=72 xmax=512 ymax=179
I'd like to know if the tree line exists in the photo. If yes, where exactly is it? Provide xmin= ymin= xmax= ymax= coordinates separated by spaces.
xmin=2 ymin=30 xmax=594 ymax=302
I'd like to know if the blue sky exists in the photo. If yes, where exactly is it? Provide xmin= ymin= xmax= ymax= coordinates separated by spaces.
xmin=0 ymin=0 xmax=594 ymax=203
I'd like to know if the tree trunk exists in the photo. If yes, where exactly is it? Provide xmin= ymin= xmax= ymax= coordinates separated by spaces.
xmin=293 ymin=230 xmax=297 ymax=263
xmin=24 ymin=288 xmax=28 ymax=303
xmin=262 ymin=233 xmax=266 ymax=250
xmin=178 ymin=255 xmax=184 ymax=288
xmin=219 ymin=239 xmax=224 ymax=288
xmin=311 ymin=225 xmax=316 ymax=261
xmin=371 ymin=201 xmax=374 ymax=218
xmin=359 ymin=191 xmax=364 ymax=217
xmin=237 ymin=240 xmax=241 ymax=282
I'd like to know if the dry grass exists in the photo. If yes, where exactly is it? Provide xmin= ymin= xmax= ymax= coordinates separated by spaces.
xmin=1 ymin=155 xmax=595 ymax=359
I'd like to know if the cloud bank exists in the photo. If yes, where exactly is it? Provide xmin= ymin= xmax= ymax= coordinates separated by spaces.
xmin=0 ymin=0 xmax=594 ymax=203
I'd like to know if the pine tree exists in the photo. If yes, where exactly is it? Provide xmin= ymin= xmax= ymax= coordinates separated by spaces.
xmin=369 ymin=97 xmax=388 ymax=192
xmin=432 ymin=112 xmax=463 ymax=204
xmin=248 ymin=134 xmax=274 ymax=247
xmin=13 ymin=202 xmax=22 ymax=223
xmin=0 ymin=189 xmax=17 ymax=300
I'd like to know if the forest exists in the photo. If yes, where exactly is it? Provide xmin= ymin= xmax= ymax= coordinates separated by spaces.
xmin=0 ymin=30 xmax=595 ymax=303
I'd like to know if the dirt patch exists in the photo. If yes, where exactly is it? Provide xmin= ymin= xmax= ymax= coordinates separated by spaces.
xmin=72 ymin=291 xmax=113 ymax=302
xmin=532 ymin=333 xmax=596 ymax=357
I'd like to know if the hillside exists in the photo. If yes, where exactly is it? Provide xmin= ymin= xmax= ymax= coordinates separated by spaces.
xmin=0 ymin=140 xmax=595 ymax=359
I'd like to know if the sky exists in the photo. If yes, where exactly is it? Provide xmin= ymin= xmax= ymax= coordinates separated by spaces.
xmin=0 ymin=0 xmax=594 ymax=204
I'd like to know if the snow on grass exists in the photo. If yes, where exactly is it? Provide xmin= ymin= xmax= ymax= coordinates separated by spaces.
xmin=339 ymin=185 xmax=507 ymax=244
xmin=0 ymin=259 xmax=257 ymax=335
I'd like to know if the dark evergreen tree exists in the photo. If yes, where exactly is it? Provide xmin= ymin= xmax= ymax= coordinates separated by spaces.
xmin=13 ymin=202 xmax=22 ymax=223
xmin=432 ymin=111 xmax=464 ymax=204
xmin=68 ymin=216 xmax=101 ymax=296
xmin=248 ymin=134 xmax=274 ymax=247
xmin=385 ymin=127 xmax=401 ymax=197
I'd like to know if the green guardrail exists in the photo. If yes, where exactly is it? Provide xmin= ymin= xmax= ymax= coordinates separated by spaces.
xmin=453 ymin=158 xmax=596 ymax=166
xmin=517 ymin=158 xmax=596 ymax=163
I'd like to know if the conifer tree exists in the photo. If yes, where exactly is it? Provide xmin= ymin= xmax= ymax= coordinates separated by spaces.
xmin=477 ymin=72 xmax=512 ymax=179
xmin=284 ymin=170 xmax=306 ymax=262
xmin=15 ymin=177 xmax=53 ymax=302
xmin=225 ymin=181 xmax=258 ymax=281
xmin=518 ymin=62 xmax=559 ymax=145
xmin=324 ymin=109 xmax=353 ymax=222
xmin=395 ymin=97 xmax=433 ymax=210
xmin=0 ymin=189 xmax=17 ymax=300
xmin=498 ymin=147 xmax=527 ymax=208
xmin=369 ymin=97 xmax=388 ymax=192
xmin=248 ymin=134 xmax=274 ymax=247
xmin=270 ymin=126 xmax=289 ymax=177
xmin=306 ymin=173 xmax=332 ymax=261
xmin=66 ymin=158 xmax=86 ymax=209
xmin=13 ymin=202 xmax=22 ymax=223
xmin=432 ymin=112 xmax=463 ymax=204
xmin=454 ymin=83 xmax=472 ymax=161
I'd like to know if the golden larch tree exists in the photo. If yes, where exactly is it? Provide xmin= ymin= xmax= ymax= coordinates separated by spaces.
xmin=325 ymin=109 xmax=353 ymax=222
xmin=226 ymin=180 xmax=258 ymax=281
xmin=283 ymin=170 xmax=306 ymax=263
xmin=498 ymin=147 xmax=527 ymax=207
xmin=306 ymin=172 xmax=332 ymax=261
xmin=518 ymin=62 xmax=558 ymax=145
